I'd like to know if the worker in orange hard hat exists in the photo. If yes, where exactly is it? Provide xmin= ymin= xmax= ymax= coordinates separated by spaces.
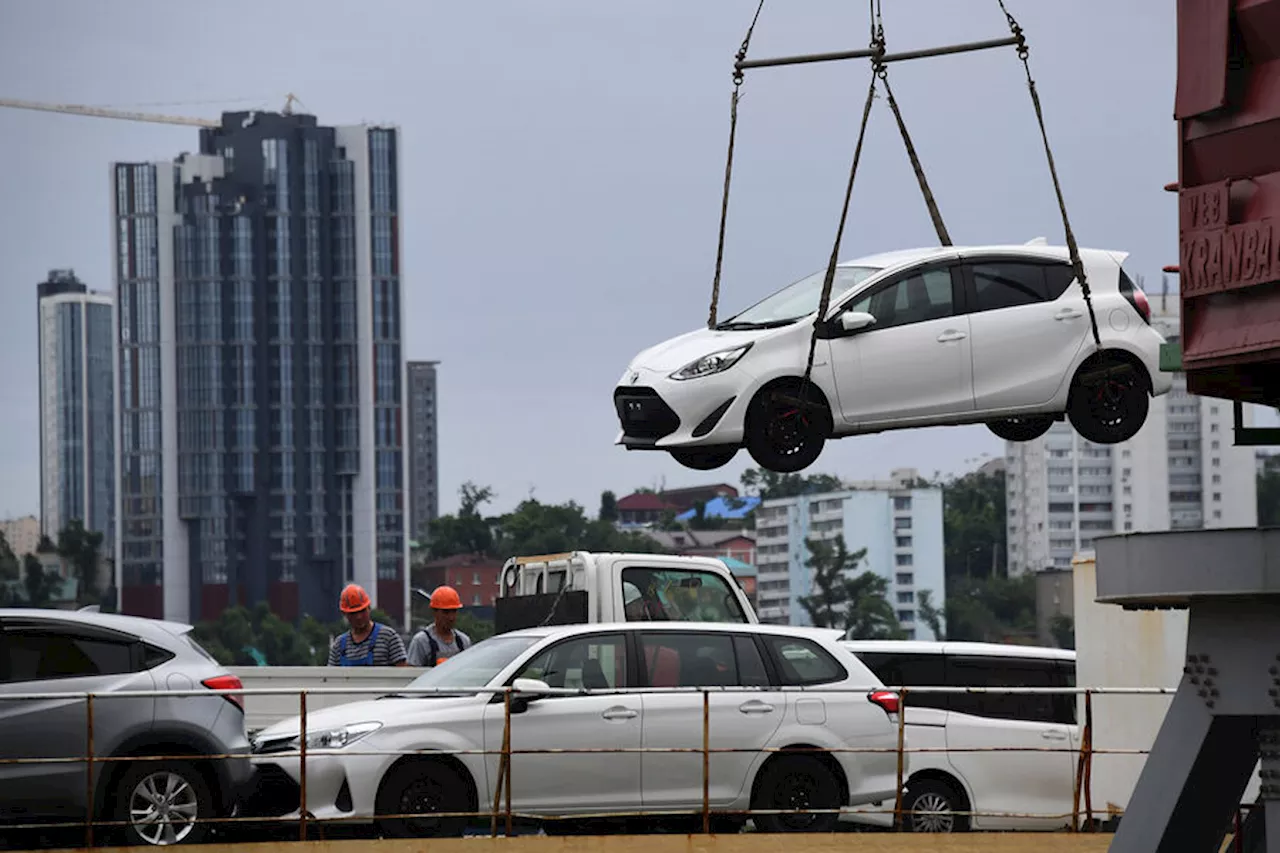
xmin=327 ymin=583 xmax=408 ymax=667
xmin=407 ymin=585 xmax=472 ymax=667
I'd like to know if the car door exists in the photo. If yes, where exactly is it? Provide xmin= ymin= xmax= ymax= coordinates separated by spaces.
xmin=637 ymin=631 xmax=786 ymax=811
xmin=0 ymin=620 xmax=157 ymax=819
xmin=482 ymin=632 xmax=641 ymax=816
xmin=959 ymin=257 xmax=1088 ymax=412
xmin=942 ymin=654 xmax=1076 ymax=831
xmin=825 ymin=262 xmax=975 ymax=426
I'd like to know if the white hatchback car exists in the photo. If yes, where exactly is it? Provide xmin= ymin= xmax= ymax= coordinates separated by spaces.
xmin=246 ymin=622 xmax=904 ymax=836
xmin=614 ymin=242 xmax=1172 ymax=473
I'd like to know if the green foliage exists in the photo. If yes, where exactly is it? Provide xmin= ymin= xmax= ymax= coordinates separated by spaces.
xmin=1259 ymin=469 xmax=1280 ymax=527
xmin=56 ymin=519 xmax=105 ymax=605
xmin=192 ymin=602 xmax=400 ymax=666
xmin=917 ymin=589 xmax=945 ymax=640
xmin=799 ymin=535 xmax=903 ymax=639
xmin=940 ymin=469 xmax=1006 ymax=579
xmin=0 ymin=531 xmax=18 ymax=581
xmin=426 ymin=482 xmax=497 ymax=558
xmin=942 ymin=574 xmax=1038 ymax=643
xmin=741 ymin=468 xmax=844 ymax=499
xmin=1050 ymin=614 xmax=1075 ymax=650
xmin=599 ymin=491 xmax=618 ymax=523
xmin=23 ymin=554 xmax=58 ymax=607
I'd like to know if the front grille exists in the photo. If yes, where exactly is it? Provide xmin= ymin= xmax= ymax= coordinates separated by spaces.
xmin=614 ymin=387 xmax=680 ymax=440
xmin=240 ymin=764 xmax=302 ymax=818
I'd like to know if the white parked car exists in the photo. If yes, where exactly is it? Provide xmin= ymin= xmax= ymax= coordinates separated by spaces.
xmin=246 ymin=622 xmax=904 ymax=836
xmin=614 ymin=242 xmax=1171 ymax=473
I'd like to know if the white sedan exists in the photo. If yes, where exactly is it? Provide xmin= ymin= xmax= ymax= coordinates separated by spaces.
xmin=614 ymin=242 xmax=1172 ymax=473
xmin=245 ymin=622 xmax=904 ymax=836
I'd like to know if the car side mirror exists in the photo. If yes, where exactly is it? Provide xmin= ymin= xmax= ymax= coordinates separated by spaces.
xmin=510 ymin=677 xmax=551 ymax=713
xmin=840 ymin=311 xmax=876 ymax=332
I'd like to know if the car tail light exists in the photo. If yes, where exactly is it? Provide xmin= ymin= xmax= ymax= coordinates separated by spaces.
xmin=868 ymin=690 xmax=900 ymax=716
xmin=1119 ymin=272 xmax=1152 ymax=325
xmin=202 ymin=674 xmax=244 ymax=712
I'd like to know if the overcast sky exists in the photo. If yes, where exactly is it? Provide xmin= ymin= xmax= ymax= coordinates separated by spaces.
xmin=0 ymin=0 xmax=1249 ymax=521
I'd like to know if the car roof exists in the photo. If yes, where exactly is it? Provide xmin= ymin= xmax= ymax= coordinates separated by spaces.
xmin=840 ymin=638 xmax=1076 ymax=662
xmin=0 ymin=607 xmax=195 ymax=645
xmin=837 ymin=242 xmax=1123 ymax=272
xmin=500 ymin=621 xmax=844 ymax=642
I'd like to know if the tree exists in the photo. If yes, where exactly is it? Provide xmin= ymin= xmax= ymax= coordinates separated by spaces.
xmin=427 ymin=482 xmax=498 ymax=558
xmin=0 ymin=531 xmax=18 ymax=581
xmin=917 ymin=589 xmax=946 ymax=641
xmin=798 ymin=535 xmax=903 ymax=639
xmin=599 ymin=491 xmax=618 ymax=523
xmin=57 ymin=519 xmax=105 ymax=604
xmin=942 ymin=574 xmax=1038 ymax=643
xmin=1050 ymin=614 xmax=1075 ymax=650
xmin=23 ymin=554 xmax=59 ymax=607
xmin=741 ymin=468 xmax=844 ymax=499
xmin=940 ymin=468 xmax=1006 ymax=579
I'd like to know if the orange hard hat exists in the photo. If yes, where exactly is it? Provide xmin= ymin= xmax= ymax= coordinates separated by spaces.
xmin=429 ymin=585 xmax=463 ymax=610
xmin=339 ymin=583 xmax=372 ymax=613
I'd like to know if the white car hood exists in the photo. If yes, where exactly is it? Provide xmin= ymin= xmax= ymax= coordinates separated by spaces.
xmin=255 ymin=693 xmax=486 ymax=740
xmin=629 ymin=327 xmax=769 ymax=373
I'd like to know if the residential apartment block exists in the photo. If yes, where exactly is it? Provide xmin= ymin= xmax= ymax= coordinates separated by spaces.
xmin=37 ymin=270 xmax=115 ymax=549
xmin=1005 ymin=301 xmax=1258 ymax=574
xmin=112 ymin=110 xmax=409 ymax=627
xmin=753 ymin=468 xmax=945 ymax=639
xmin=407 ymin=360 xmax=440 ymax=543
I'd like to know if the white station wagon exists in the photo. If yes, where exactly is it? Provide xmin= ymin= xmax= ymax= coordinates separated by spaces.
xmin=614 ymin=242 xmax=1171 ymax=473
xmin=246 ymin=622 xmax=904 ymax=836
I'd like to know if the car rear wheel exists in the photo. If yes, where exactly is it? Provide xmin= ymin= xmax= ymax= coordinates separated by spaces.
xmin=670 ymin=446 xmax=738 ymax=470
xmin=986 ymin=416 xmax=1054 ymax=442
xmin=1067 ymin=359 xmax=1150 ymax=444
xmin=751 ymin=754 xmax=841 ymax=833
xmin=902 ymin=777 xmax=969 ymax=833
xmin=376 ymin=760 xmax=471 ymax=838
xmin=745 ymin=385 xmax=828 ymax=473
xmin=114 ymin=760 xmax=215 ymax=847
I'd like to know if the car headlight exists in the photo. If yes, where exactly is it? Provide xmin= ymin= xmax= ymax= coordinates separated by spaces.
xmin=292 ymin=721 xmax=382 ymax=751
xmin=669 ymin=344 xmax=752 ymax=381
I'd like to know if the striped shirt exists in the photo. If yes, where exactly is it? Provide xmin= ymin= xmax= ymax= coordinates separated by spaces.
xmin=327 ymin=623 xmax=408 ymax=666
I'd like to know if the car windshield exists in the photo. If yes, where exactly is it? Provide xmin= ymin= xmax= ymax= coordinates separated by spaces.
xmin=399 ymin=634 xmax=543 ymax=695
xmin=718 ymin=265 xmax=882 ymax=328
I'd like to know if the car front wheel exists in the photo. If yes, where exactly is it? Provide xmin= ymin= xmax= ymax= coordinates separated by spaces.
xmin=744 ymin=386 xmax=828 ymax=473
xmin=670 ymin=446 xmax=738 ymax=470
xmin=114 ymin=760 xmax=215 ymax=847
xmin=751 ymin=754 xmax=841 ymax=833
xmin=987 ymin=416 xmax=1054 ymax=442
xmin=1067 ymin=359 xmax=1150 ymax=444
xmin=376 ymin=760 xmax=471 ymax=838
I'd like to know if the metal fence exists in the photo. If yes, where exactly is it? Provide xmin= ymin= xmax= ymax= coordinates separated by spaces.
xmin=0 ymin=683 xmax=1199 ymax=846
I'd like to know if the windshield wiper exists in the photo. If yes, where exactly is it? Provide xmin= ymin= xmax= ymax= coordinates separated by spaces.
xmin=714 ymin=318 xmax=799 ymax=331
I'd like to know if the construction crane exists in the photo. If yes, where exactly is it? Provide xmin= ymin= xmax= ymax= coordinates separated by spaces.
xmin=0 ymin=93 xmax=303 ymax=128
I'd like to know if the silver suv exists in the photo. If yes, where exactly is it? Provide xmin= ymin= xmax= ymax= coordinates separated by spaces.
xmin=0 ymin=608 xmax=253 ymax=846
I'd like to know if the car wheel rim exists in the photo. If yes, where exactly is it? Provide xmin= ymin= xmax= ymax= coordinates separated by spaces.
xmin=399 ymin=778 xmax=446 ymax=832
xmin=1087 ymin=374 xmax=1138 ymax=428
xmin=129 ymin=771 xmax=199 ymax=846
xmin=774 ymin=772 xmax=820 ymax=829
xmin=908 ymin=791 xmax=955 ymax=832
xmin=764 ymin=401 xmax=813 ymax=456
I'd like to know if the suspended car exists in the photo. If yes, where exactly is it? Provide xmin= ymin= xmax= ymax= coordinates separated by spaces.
xmin=613 ymin=243 xmax=1172 ymax=473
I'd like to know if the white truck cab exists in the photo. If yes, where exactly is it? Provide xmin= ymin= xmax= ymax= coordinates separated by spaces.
xmin=495 ymin=551 xmax=758 ymax=633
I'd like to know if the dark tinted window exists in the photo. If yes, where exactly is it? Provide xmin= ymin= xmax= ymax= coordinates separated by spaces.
xmin=0 ymin=632 xmax=136 ymax=683
xmin=846 ymin=267 xmax=955 ymax=330
xmin=143 ymin=643 xmax=175 ymax=669
xmin=733 ymin=636 xmax=771 ymax=687
xmin=515 ymin=633 xmax=628 ymax=691
xmin=971 ymin=262 xmax=1051 ymax=311
xmin=763 ymin=636 xmax=846 ymax=685
xmin=946 ymin=655 xmax=1070 ymax=724
xmin=856 ymin=651 xmax=949 ymax=710
xmin=1043 ymin=264 xmax=1076 ymax=299
xmin=639 ymin=632 xmax=737 ymax=687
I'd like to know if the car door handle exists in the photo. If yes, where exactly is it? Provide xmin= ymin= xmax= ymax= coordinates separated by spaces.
xmin=739 ymin=700 xmax=774 ymax=714
xmin=1055 ymin=308 xmax=1083 ymax=320
xmin=1042 ymin=729 xmax=1068 ymax=741
xmin=936 ymin=330 xmax=967 ymax=342
xmin=602 ymin=707 xmax=638 ymax=721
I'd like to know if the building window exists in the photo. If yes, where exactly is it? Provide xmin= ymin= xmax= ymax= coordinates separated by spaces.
xmin=897 ymin=609 xmax=915 ymax=623
xmin=893 ymin=496 xmax=911 ymax=511
xmin=473 ymin=571 xmax=480 ymax=584
xmin=895 ymin=517 xmax=912 ymax=530
xmin=895 ymin=572 xmax=913 ymax=586
xmin=896 ymin=591 xmax=914 ymax=604
xmin=896 ymin=553 xmax=913 ymax=566
xmin=1213 ymin=493 xmax=1221 ymax=502
xmin=895 ymin=535 xmax=912 ymax=547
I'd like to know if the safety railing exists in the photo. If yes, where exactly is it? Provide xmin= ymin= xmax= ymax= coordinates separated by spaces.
xmin=0 ymin=682 xmax=1230 ymax=847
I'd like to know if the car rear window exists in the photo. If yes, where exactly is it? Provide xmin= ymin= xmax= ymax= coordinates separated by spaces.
xmin=183 ymin=634 xmax=218 ymax=663
xmin=762 ymin=636 xmax=848 ymax=686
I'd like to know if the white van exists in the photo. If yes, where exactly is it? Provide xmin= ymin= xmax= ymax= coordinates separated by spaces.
xmin=495 ymin=551 xmax=758 ymax=634
xmin=840 ymin=639 xmax=1078 ymax=833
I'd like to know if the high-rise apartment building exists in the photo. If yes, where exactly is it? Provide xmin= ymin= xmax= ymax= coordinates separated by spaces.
xmin=38 ymin=269 xmax=115 ymax=549
xmin=406 ymin=360 xmax=439 ymax=542
xmin=112 ymin=111 xmax=408 ymax=627
xmin=753 ymin=468 xmax=945 ymax=639
xmin=1005 ymin=300 xmax=1259 ymax=574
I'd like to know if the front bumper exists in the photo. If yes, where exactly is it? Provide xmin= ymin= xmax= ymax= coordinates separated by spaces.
xmin=242 ymin=751 xmax=392 ymax=823
xmin=613 ymin=366 xmax=755 ymax=450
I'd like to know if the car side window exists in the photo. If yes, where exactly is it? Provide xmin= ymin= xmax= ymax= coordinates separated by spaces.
xmin=762 ymin=636 xmax=847 ymax=686
xmin=639 ymin=632 xmax=738 ymax=687
xmin=856 ymin=651 xmax=949 ymax=711
xmin=0 ymin=631 xmax=136 ymax=684
xmin=945 ymin=655 xmax=1062 ymax=724
xmin=969 ymin=261 xmax=1065 ymax=312
xmin=845 ymin=267 xmax=955 ymax=331
xmin=514 ymin=633 xmax=627 ymax=693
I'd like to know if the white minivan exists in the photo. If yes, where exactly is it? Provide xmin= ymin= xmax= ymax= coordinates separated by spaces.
xmin=840 ymin=639 xmax=1078 ymax=833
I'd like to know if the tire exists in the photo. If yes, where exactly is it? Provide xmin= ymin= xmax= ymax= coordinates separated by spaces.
xmin=1067 ymin=358 xmax=1150 ymax=444
xmin=987 ymin=415 xmax=1054 ymax=442
xmin=751 ymin=753 xmax=842 ymax=833
xmin=901 ymin=777 xmax=968 ymax=833
xmin=744 ymin=385 xmax=828 ymax=474
xmin=113 ymin=760 xmax=216 ymax=847
xmin=375 ymin=760 xmax=472 ymax=838
xmin=670 ymin=446 xmax=738 ymax=470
